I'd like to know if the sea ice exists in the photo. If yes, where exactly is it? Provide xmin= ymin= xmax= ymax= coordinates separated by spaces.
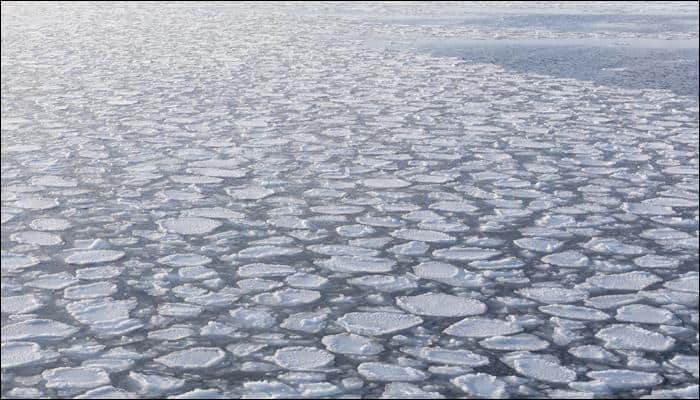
xmin=322 ymin=333 xmax=383 ymax=355
xmin=64 ymin=250 xmax=125 ymax=265
xmin=396 ymin=293 xmax=487 ymax=317
xmin=271 ymin=347 xmax=334 ymax=371
xmin=444 ymin=317 xmax=523 ymax=338
xmin=595 ymin=324 xmax=675 ymax=351
xmin=155 ymin=347 xmax=226 ymax=369
xmin=337 ymin=312 xmax=423 ymax=336
xmin=357 ymin=362 xmax=427 ymax=381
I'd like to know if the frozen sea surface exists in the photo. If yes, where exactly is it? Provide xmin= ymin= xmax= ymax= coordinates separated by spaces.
xmin=1 ymin=1 xmax=699 ymax=399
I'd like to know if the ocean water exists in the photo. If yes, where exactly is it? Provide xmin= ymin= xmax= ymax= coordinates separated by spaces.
xmin=1 ymin=2 xmax=698 ymax=399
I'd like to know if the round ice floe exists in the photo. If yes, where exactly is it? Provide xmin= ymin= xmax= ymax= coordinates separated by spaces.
xmin=356 ymin=215 xmax=404 ymax=227
xmin=238 ymin=278 xmax=284 ymax=292
xmin=238 ymin=245 xmax=302 ymax=259
xmin=388 ymin=241 xmax=429 ymax=256
xmin=1 ymin=294 xmax=43 ymax=314
xmin=537 ymin=214 xmax=576 ymax=228
xmin=147 ymin=326 xmax=195 ymax=341
xmin=396 ymin=293 xmax=486 ymax=317
xmin=586 ymin=271 xmax=661 ymax=291
xmin=587 ymin=369 xmax=662 ymax=389
xmin=75 ymin=266 xmax=122 ymax=280
xmin=633 ymin=255 xmax=680 ymax=269
xmin=272 ymin=347 xmax=334 ymax=371
xmin=337 ymin=312 xmax=422 ymax=336
xmin=11 ymin=231 xmax=63 ymax=246
xmin=68 ymin=298 xmax=142 ymax=336
xmin=230 ymin=308 xmax=276 ymax=329
xmin=1 ymin=213 xmax=15 ymax=224
xmin=382 ymin=383 xmax=443 ymax=399
xmin=585 ymin=294 xmax=641 ymax=309
xmin=663 ymin=275 xmax=699 ymax=293
xmin=516 ymin=287 xmax=588 ymax=304
xmin=126 ymin=371 xmax=185 ymax=396
xmin=669 ymin=355 xmax=699 ymax=377
xmin=568 ymin=345 xmax=619 ymax=362
xmin=226 ymin=186 xmax=274 ymax=200
xmin=403 ymin=210 xmax=446 ymax=221
xmin=391 ymin=229 xmax=455 ymax=243
xmin=409 ymin=173 xmax=452 ymax=183
xmin=348 ymin=275 xmax=418 ymax=292
xmin=538 ymin=305 xmax=610 ymax=321
xmin=188 ymin=167 xmax=247 ymax=178
xmin=520 ymin=227 xmax=572 ymax=239
xmin=182 ymin=207 xmax=245 ymax=220
xmin=2 ymin=254 xmax=40 ymax=271
xmin=281 ymin=311 xmax=327 ymax=333
xmin=186 ymin=290 xmax=239 ymax=307
xmin=583 ymin=238 xmax=646 ymax=255
xmin=286 ymin=273 xmax=328 ymax=289
xmin=1 ymin=319 xmax=78 ymax=341
xmin=322 ymin=333 xmax=383 ymax=355
xmin=662 ymin=166 xmax=699 ymax=175
xmin=170 ymin=175 xmax=222 ymax=184
xmin=310 ymin=205 xmax=364 ymax=215
xmin=2 ymin=143 xmax=40 ymax=152
xmin=595 ymin=324 xmax=675 ymax=351
xmin=158 ymin=217 xmax=221 ymax=235
xmin=336 ymin=224 xmax=375 ymax=238
xmin=407 ymin=347 xmax=489 ymax=367
xmin=155 ymin=347 xmax=226 ymax=369
xmin=157 ymin=302 xmax=203 ymax=317
xmin=27 ymin=272 xmax=78 ymax=289
xmin=419 ymin=220 xmax=469 ymax=233
xmin=1 ymin=341 xmax=58 ymax=368
xmin=31 ymin=175 xmax=78 ymax=187
xmin=541 ymin=251 xmax=590 ymax=267
xmin=43 ymin=367 xmax=111 ymax=389
xmin=362 ymin=178 xmax=411 ymax=188
xmin=501 ymin=352 xmax=575 ymax=383
xmin=237 ymin=263 xmax=296 ymax=277
xmin=413 ymin=261 xmax=487 ymax=288
xmin=615 ymin=304 xmax=676 ymax=324
xmin=170 ymin=389 xmax=224 ymax=399
xmin=479 ymin=334 xmax=550 ymax=351
xmin=15 ymin=196 xmax=59 ymax=210
xmin=65 ymin=250 xmax=125 ymax=265
xmin=413 ymin=261 xmax=460 ymax=280
xmin=242 ymin=380 xmax=298 ymax=398
xmin=307 ymin=244 xmax=378 ymax=257
xmin=357 ymin=362 xmax=426 ymax=381
xmin=432 ymin=247 xmax=501 ymax=261
xmin=623 ymin=202 xmax=675 ymax=216
xmin=451 ymin=373 xmax=506 ymax=398
xmin=429 ymin=201 xmax=478 ymax=213
xmin=158 ymin=253 xmax=211 ymax=267
xmin=316 ymin=256 xmax=395 ymax=273
xmin=640 ymin=228 xmax=691 ymax=241
xmin=64 ymin=282 xmax=117 ymax=299
xmin=514 ymin=237 xmax=563 ymax=253
xmin=253 ymin=288 xmax=321 ymax=306
xmin=444 ymin=317 xmax=522 ymax=338
xmin=643 ymin=197 xmax=697 ymax=208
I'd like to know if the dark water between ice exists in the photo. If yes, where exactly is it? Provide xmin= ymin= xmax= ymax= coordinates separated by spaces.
xmin=420 ymin=38 xmax=699 ymax=97
xmin=366 ymin=10 xmax=699 ymax=97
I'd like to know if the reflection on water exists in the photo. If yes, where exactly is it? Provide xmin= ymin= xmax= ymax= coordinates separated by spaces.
xmin=361 ymin=6 xmax=699 ymax=97
xmin=415 ymin=38 xmax=699 ymax=97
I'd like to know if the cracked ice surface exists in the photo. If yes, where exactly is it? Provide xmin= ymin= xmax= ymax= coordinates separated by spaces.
xmin=1 ymin=2 xmax=698 ymax=399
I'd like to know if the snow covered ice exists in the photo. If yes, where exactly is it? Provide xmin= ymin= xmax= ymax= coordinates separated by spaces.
xmin=1 ymin=1 xmax=699 ymax=398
